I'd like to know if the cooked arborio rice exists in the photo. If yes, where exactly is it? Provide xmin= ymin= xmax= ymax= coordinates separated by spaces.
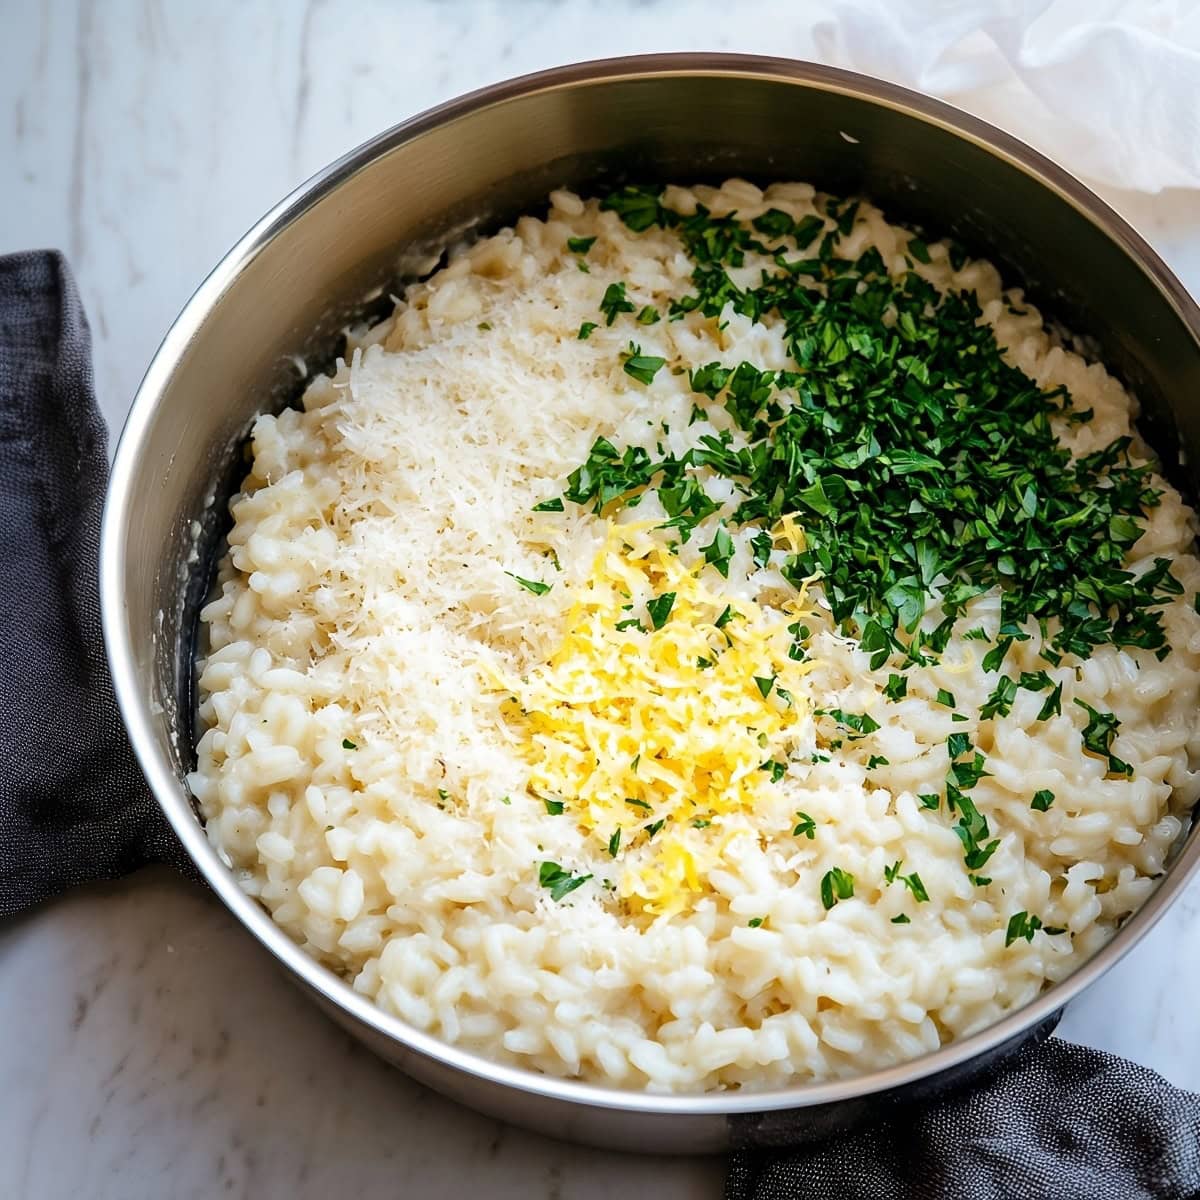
xmin=191 ymin=180 xmax=1200 ymax=1092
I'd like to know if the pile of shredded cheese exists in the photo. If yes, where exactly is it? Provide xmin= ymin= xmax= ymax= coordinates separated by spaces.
xmin=503 ymin=522 xmax=819 ymax=916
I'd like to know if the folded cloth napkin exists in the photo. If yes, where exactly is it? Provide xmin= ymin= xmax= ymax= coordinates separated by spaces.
xmin=0 ymin=249 xmax=191 ymax=917
xmin=2 ymin=251 xmax=1199 ymax=1197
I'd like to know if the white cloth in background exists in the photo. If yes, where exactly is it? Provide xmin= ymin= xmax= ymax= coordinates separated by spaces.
xmin=809 ymin=0 xmax=1200 ymax=192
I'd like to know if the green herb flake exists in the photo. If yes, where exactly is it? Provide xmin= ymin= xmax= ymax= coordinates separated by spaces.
xmin=702 ymin=525 xmax=736 ymax=577
xmin=543 ymin=798 xmax=565 ymax=815
xmin=935 ymin=689 xmax=957 ymax=709
xmin=1031 ymin=789 xmax=1055 ymax=811
xmin=578 ymin=321 xmax=598 ymax=340
xmin=982 ymin=638 xmax=1014 ymax=673
xmin=866 ymin=754 xmax=890 ymax=769
xmin=637 ymin=305 xmax=661 ymax=325
xmin=567 ymin=235 xmax=597 ymax=254
xmin=980 ymin=676 xmax=1018 ymax=720
xmin=538 ymin=861 xmax=593 ymax=903
xmin=792 ymin=811 xmax=816 ymax=839
xmin=747 ymin=917 xmax=765 ymax=928
xmin=532 ymin=497 xmax=565 ymax=512
xmin=622 ymin=343 xmax=667 ymax=386
xmin=883 ymin=673 xmax=908 ymax=701
xmin=761 ymin=759 xmax=787 ymax=783
xmin=599 ymin=281 xmax=636 ymax=325
xmin=947 ymin=732 xmax=972 ymax=759
xmin=752 ymin=209 xmax=795 ymax=239
xmin=1005 ymin=910 xmax=1043 ymax=946
xmin=341 ymin=738 xmax=357 ymax=750
xmin=647 ymin=592 xmax=677 ymax=629
xmin=1037 ymin=682 xmax=1064 ymax=721
xmin=820 ymin=708 xmax=881 ymax=736
xmin=1074 ymin=699 xmax=1133 ymax=776
xmin=891 ymin=913 xmax=912 ymax=924
xmin=907 ymin=237 xmax=932 ymax=264
xmin=754 ymin=674 xmax=776 ymax=699
xmin=918 ymin=793 xmax=941 ymax=810
xmin=505 ymin=571 xmax=552 ymax=596
xmin=820 ymin=867 xmax=855 ymax=910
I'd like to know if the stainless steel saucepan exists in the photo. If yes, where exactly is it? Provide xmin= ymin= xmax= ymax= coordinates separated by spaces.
xmin=100 ymin=55 xmax=1200 ymax=1154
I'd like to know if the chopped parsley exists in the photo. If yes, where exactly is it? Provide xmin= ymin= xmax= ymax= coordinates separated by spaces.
xmin=946 ymin=731 xmax=972 ymax=759
xmin=820 ymin=867 xmax=855 ymax=910
xmin=754 ymin=674 xmax=776 ymax=699
xmin=883 ymin=673 xmax=908 ymax=701
xmin=647 ymin=592 xmax=676 ymax=629
xmin=935 ymin=689 xmax=956 ymax=709
xmin=907 ymin=237 xmax=932 ymax=264
xmin=637 ymin=305 xmax=661 ymax=325
xmin=1005 ymin=911 xmax=1043 ymax=946
xmin=1038 ymin=682 xmax=1064 ymax=720
xmin=952 ymin=791 xmax=1000 ymax=873
xmin=884 ymin=860 xmax=929 ymax=902
xmin=1031 ymin=789 xmax=1055 ymax=811
xmin=820 ymin=708 xmax=881 ymax=736
xmin=702 ymin=525 xmax=735 ymax=576
xmin=341 ymin=738 xmax=357 ymax=750
xmin=599 ymin=281 xmax=636 ymax=325
xmin=792 ymin=811 xmax=816 ymax=839
xmin=567 ymin=235 xmax=597 ymax=254
xmin=578 ymin=321 xmax=598 ymax=340
xmin=505 ymin=571 xmax=552 ymax=596
xmin=538 ymin=862 xmax=592 ymax=903
xmin=622 ymin=343 xmax=666 ymax=385
xmin=747 ymin=917 xmax=765 ymax=928
xmin=532 ymin=497 xmax=565 ymax=512
xmin=891 ymin=913 xmax=911 ymax=924
xmin=555 ymin=184 xmax=1179 ymax=674
xmin=950 ymin=752 xmax=990 ymax=790
xmin=980 ymin=676 xmax=1018 ymax=720
xmin=866 ymin=754 xmax=890 ymax=769
xmin=543 ymin=798 xmax=565 ymax=815
xmin=761 ymin=759 xmax=787 ymax=783
xmin=1075 ymin=700 xmax=1133 ymax=776
xmin=982 ymin=638 xmax=1014 ymax=673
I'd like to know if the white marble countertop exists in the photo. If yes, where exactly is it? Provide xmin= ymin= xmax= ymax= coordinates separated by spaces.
xmin=3 ymin=3 xmax=1200 ymax=1197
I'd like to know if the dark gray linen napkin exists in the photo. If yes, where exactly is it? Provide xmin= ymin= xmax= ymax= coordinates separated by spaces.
xmin=727 ymin=1038 xmax=1200 ymax=1200
xmin=0 ymin=249 xmax=189 ymax=917
xmin=3 ymin=250 xmax=1199 ymax=1198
